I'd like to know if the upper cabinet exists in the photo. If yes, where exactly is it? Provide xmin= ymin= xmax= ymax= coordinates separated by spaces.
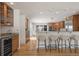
xmin=64 ymin=15 xmax=79 ymax=31
xmin=48 ymin=21 xmax=65 ymax=31
xmin=0 ymin=2 xmax=13 ymax=26
xmin=72 ymin=15 xmax=79 ymax=31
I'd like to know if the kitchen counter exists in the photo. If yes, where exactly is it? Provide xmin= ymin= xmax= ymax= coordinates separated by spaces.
xmin=0 ymin=33 xmax=13 ymax=39
xmin=0 ymin=33 xmax=19 ymax=39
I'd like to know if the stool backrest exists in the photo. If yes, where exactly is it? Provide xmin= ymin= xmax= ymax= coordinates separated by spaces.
xmin=59 ymin=32 xmax=70 ymax=40
xmin=36 ymin=32 xmax=46 ymax=41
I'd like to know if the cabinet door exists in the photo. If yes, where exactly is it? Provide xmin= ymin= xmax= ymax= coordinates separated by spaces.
xmin=0 ymin=3 xmax=7 ymax=26
xmin=59 ymin=21 xmax=65 ymax=28
xmin=12 ymin=34 xmax=19 ymax=54
xmin=73 ymin=15 xmax=79 ymax=31
xmin=3 ymin=3 xmax=8 ymax=25
xmin=0 ymin=3 xmax=4 ymax=25
xmin=0 ymin=2 xmax=13 ymax=26
xmin=6 ymin=6 xmax=13 ymax=26
xmin=73 ymin=15 xmax=78 ymax=26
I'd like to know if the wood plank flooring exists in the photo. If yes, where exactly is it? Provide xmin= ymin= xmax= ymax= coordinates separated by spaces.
xmin=13 ymin=40 xmax=79 ymax=56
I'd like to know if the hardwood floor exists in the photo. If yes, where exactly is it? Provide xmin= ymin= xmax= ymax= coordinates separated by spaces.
xmin=13 ymin=40 xmax=79 ymax=56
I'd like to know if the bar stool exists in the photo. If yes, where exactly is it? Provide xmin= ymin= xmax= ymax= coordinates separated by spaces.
xmin=69 ymin=34 xmax=78 ymax=53
xmin=48 ymin=35 xmax=59 ymax=52
xmin=73 ymin=35 xmax=79 ymax=53
xmin=47 ymin=32 xmax=59 ymax=52
xmin=37 ymin=33 xmax=47 ymax=52
xmin=56 ymin=37 xmax=62 ymax=52
xmin=58 ymin=32 xmax=70 ymax=53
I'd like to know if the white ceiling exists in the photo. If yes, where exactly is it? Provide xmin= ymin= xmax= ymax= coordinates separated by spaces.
xmin=9 ymin=2 xmax=79 ymax=23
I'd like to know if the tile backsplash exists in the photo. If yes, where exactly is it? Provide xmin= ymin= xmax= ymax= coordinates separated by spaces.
xmin=0 ymin=26 xmax=13 ymax=33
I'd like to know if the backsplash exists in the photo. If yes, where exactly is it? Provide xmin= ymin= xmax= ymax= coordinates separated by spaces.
xmin=0 ymin=26 xmax=13 ymax=34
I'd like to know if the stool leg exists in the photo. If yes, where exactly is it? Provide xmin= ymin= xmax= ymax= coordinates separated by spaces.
xmin=55 ymin=40 xmax=57 ymax=50
xmin=49 ymin=39 xmax=51 ymax=52
xmin=50 ymin=44 xmax=51 ymax=52
xmin=58 ymin=42 xmax=60 ymax=52
xmin=61 ymin=40 xmax=63 ymax=53
xmin=65 ymin=40 xmax=66 ymax=52
xmin=75 ymin=40 xmax=78 ymax=53
xmin=45 ymin=40 xmax=47 ymax=51
xmin=37 ymin=40 xmax=39 ymax=52
xmin=69 ymin=41 xmax=72 ymax=53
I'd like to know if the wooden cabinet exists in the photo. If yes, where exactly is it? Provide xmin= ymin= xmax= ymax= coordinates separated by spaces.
xmin=72 ymin=15 xmax=79 ymax=31
xmin=12 ymin=34 xmax=19 ymax=54
xmin=59 ymin=21 xmax=65 ymax=28
xmin=0 ymin=2 xmax=13 ymax=26
xmin=48 ymin=21 xmax=65 ymax=31
xmin=48 ymin=23 xmax=53 ymax=31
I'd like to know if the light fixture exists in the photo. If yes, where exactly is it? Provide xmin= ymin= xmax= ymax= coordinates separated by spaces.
xmin=55 ymin=11 xmax=59 ymax=14
xmin=64 ymin=16 xmax=67 ymax=19
xmin=64 ymin=16 xmax=68 ymax=20
xmin=65 ymin=8 xmax=70 ymax=11
xmin=51 ymin=17 xmax=53 ymax=19
xmin=10 ymin=2 xmax=14 ymax=5
xmin=72 ymin=11 xmax=76 ymax=13
xmin=40 ymin=12 xmax=43 ymax=14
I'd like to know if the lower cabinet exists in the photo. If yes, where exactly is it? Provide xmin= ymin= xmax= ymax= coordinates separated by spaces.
xmin=12 ymin=34 xmax=19 ymax=54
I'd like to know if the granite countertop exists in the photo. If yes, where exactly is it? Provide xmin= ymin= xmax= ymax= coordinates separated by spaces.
xmin=0 ymin=33 xmax=13 ymax=39
xmin=0 ymin=33 xmax=19 ymax=39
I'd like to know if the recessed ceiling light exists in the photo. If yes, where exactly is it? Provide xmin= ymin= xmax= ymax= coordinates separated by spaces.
xmin=72 ymin=11 xmax=76 ymax=13
xmin=64 ymin=16 xmax=67 ymax=19
xmin=40 ymin=12 xmax=43 ymax=14
xmin=10 ymin=2 xmax=14 ymax=5
xmin=65 ymin=8 xmax=70 ymax=11
xmin=55 ymin=11 xmax=59 ymax=14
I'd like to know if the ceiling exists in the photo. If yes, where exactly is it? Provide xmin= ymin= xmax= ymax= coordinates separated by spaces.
xmin=8 ymin=2 xmax=79 ymax=23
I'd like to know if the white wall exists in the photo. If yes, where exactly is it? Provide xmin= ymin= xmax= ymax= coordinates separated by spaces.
xmin=13 ymin=9 xmax=20 ymax=33
xmin=14 ymin=9 xmax=27 ymax=48
xmin=29 ymin=21 xmax=33 ymax=37
xmin=14 ymin=9 xmax=20 ymax=49
xmin=14 ymin=9 xmax=26 ymax=46
xmin=19 ymin=15 xmax=26 ymax=45
xmin=0 ymin=26 xmax=13 ymax=34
